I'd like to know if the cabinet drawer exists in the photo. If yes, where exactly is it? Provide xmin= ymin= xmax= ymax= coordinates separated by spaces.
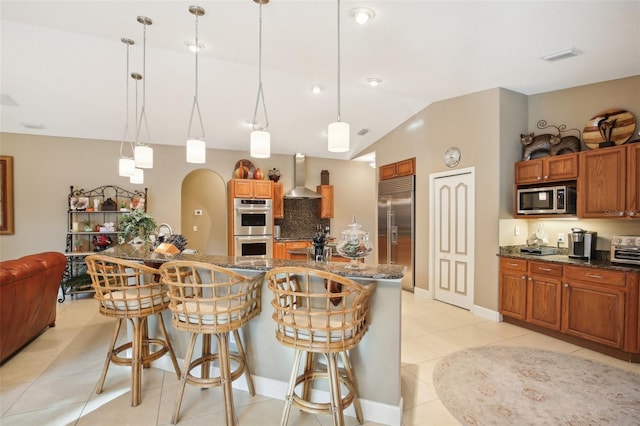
xmin=499 ymin=258 xmax=527 ymax=272
xmin=564 ymin=265 xmax=626 ymax=287
xmin=528 ymin=261 xmax=562 ymax=277
xmin=285 ymin=241 xmax=310 ymax=250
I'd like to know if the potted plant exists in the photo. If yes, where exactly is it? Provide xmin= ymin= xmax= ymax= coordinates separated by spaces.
xmin=118 ymin=208 xmax=157 ymax=244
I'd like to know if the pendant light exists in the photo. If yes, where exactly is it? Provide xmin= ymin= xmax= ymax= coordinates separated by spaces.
xmin=130 ymin=72 xmax=144 ymax=184
xmin=250 ymin=0 xmax=270 ymax=159
xmin=118 ymin=37 xmax=136 ymax=177
xmin=328 ymin=0 xmax=350 ymax=153
xmin=186 ymin=6 xmax=206 ymax=164
xmin=134 ymin=16 xmax=153 ymax=169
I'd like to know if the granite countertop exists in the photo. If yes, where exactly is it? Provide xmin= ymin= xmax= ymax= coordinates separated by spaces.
xmin=499 ymin=246 xmax=640 ymax=273
xmin=103 ymin=244 xmax=405 ymax=280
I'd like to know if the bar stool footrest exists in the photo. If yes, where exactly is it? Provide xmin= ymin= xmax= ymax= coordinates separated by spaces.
xmin=291 ymin=370 xmax=357 ymax=414
xmin=184 ymin=352 xmax=248 ymax=388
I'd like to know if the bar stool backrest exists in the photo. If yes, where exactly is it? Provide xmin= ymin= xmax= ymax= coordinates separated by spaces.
xmin=85 ymin=254 xmax=167 ymax=317
xmin=264 ymin=267 xmax=372 ymax=354
xmin=159 ymin=261 xmax=263 ymax=334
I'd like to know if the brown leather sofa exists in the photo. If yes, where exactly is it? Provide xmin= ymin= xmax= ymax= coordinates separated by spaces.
xmin=0 ymin=252 xmax=67 ymax=364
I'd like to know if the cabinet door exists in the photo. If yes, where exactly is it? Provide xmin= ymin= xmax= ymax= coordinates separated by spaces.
xmin=379 ymin=164 xmax=396 ymax=180
xmin=527 ymin=276 xmax=562 ymax=330
xmin=627 ymin=143 xmax=640 ymax=217
xmin=253 ymin=180 xmax=274 ymax=199
xmin=396 ymin=158 xmax=415 ymax=177
xmin=499 ymin=259 xmax=528 ymax=320
xmin=514 ymin=159 xmax=543 ymax=184
xmin=284 ymin=241 xmax=310 ymax=259
xmin=578 ymin=146 xmax=626 ymax=218
xmin=273 ymin=183 xmax=284 ymax=219
xmin=317 ymin=185 xmax=334 ymax=218
xmin=274 ymin=242 xmax=286 ymax=259
xmin=545 ymin=153 xmax=578 ymax=181
xmin=562 ymin=281 xmax=625 ymax=348
xmin=232 ymin=179 xmax=254 ymax=198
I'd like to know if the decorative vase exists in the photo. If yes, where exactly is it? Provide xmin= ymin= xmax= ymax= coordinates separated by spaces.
xmin=335 ymin=216 xmax=373 ymax=269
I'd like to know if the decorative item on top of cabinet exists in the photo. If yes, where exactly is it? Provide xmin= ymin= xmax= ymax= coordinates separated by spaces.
xmin=519 ymin=120 xmax=581 ymax=161
xmin=379 ymin=157 xmax=415 ymax=180
xmin=316 ymin=185 xmax=334 ymax=218
xmin=514 ymin=152 xmax=579 ymax=185
xmin=582 ymin=108 xmax=636 ymax=149
xmin=273 ymin=182 xmax=284 ymax=219
xmin=229 ymin=178 xmax=273 ymax=199
xmin=578 ymin=144 xmax=639 ymax=218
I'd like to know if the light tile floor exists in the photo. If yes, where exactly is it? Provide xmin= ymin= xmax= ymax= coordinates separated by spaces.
xmin=2 ymin=291 xmax=639 ymax=425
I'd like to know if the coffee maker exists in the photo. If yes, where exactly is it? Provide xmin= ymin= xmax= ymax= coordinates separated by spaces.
xmin=568 ymin=228 xmax=597 ymax=260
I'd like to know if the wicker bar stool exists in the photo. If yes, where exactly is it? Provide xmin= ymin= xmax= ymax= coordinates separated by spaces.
xmin=159 ymin=261 xmax=263 ymax=425
xmin=85 ymin=255 xmax=180 ymax=407
xmin=264 ymin=267 xmax=372 ymax=426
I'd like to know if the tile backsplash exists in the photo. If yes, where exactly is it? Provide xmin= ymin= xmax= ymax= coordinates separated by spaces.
xmin=275 ymin=198 xmax=329 ymax=239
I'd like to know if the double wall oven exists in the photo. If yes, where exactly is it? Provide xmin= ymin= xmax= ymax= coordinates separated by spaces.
xmin=233 ymin=198 xmax=273 ymax=258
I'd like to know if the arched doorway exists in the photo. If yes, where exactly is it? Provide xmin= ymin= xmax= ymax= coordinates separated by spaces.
xmin=181 ymin=169 xmax=227 ymax=255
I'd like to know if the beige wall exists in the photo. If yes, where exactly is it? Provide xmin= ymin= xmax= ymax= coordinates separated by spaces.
xmin=0 ymin=133 xmax=374 ymax=260
xmin=362 ymin=75 xmax=639 ymax=311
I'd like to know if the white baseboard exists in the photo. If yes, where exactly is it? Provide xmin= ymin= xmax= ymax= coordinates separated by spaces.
xmin=154 ymin=357 xmax=403 ymax=425
xmin=471 ymin=304 xmax=501 ymax=322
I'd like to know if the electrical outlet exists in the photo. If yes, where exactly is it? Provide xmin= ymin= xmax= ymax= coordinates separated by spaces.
xmin=514 ymin=226 xmax=520 ymax=236
xmin=193 ymin=225 xmax=198 ymax=231
xmin=557 ymin=232 xmax=565 ymax=243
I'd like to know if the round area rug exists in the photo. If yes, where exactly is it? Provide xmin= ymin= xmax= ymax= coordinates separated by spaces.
xmin=433 ymin=345 xmax=640 ymax=425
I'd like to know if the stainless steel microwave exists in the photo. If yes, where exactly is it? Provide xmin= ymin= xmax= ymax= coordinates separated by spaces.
xmin=517 ymin=185 xmax=576 ymax=215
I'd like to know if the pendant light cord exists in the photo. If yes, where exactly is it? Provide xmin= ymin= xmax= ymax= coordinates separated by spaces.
xmin=187 ymin=11 xmax=205 ymax=139
xmin=119 ymin=39 xmax=134 ymax=158
xmin=252 ymin=1 xmax=269 ymax=131
xmin=336 ymin=0 xmax=342 ymax=123
xmin=135 ymin=18 xmax=151 ymax=146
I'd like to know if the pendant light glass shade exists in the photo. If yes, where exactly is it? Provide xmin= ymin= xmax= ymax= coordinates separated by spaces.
xmin=250 ymin=130 xmax=270 ymax=158
xmin=186 ymin=6 xmax=207 ymax=164
xmin=186 ymin=138 xmax=206 ymax=163
xmin=250 ymin=0 xmax=270 ymax=159
xmin=119 ymin=158 xmax=136 ymax=177
xmin=134 ymin=145 xmax=153 ymax=168
xmin=130 ymin=168 xmax=144 ymax=184
xmin=328 ymin=121 xmax=350 ymax=153
xmin=328 ymin=0 xmax=350 ymax=153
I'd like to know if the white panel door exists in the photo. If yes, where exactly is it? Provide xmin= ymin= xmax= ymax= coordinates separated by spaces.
xmin=433 ymin=171 xmax=474 ymax=309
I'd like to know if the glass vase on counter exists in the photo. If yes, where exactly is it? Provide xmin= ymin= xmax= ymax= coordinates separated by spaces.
xmin=335 ymin=216 xmax=373 ymax=269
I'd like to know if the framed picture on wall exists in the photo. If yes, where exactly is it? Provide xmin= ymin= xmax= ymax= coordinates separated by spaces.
xmin=0 ymin=156 xmax=15 ymax=235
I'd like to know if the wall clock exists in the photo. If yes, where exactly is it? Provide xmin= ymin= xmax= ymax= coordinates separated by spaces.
xmin=444 ymin=147 xmax=461 ymax=167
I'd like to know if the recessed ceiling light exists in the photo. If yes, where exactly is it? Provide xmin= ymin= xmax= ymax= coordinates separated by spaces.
xmin=350 ymin=8 xmax=375 ymax=24
xmin=311 ymin=85 xmax=323 ymax=94
xmin=366 ymin=77 xmax=382 ymax=87
xmin=184 ymin=41 xmax=205 ymax=52
xmin=540 ymin=47 xmax=580 ymax=61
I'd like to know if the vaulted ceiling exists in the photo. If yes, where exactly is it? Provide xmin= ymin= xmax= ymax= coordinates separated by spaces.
xmin=2 ymin=1 xmax=639 ymax=160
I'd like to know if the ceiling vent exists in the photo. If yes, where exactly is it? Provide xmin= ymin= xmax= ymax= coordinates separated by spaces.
xmin=541 ymin=47 xmax=580 ymax=62
xmin=357 ymin=128 xmax=369 ymax=136
xmin=20 ymin=122 xmax=46 ymax=129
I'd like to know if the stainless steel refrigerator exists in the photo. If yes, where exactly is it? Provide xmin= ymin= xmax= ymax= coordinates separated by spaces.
xmin=378 ymin=175 xmax=415 ymax=292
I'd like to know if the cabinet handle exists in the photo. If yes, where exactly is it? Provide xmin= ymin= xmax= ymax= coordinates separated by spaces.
xmin=564 ymin=283 xmax=569 ymax=288
xmin=522 ymin=275 xmax=526 ymax=280
xmin=586 ymin=273 xmax=602 ymax=279
xmin=618 ymin=211 xmax=625 ymax=217
xmin=508 ymin=263 xmax=519 ymax=267
xmin=629 ymin=211 xmax=637 ymax=217
xmin=537 ymin=176 xmax=542 ymax=180
xmin=537 ymin=267 xmax=552 ymax=272
xmin=544 ymin=175 xmax=549 ymax=179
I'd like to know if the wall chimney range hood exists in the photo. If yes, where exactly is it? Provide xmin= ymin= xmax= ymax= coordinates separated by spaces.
xmin=284 ymin=154 xmax=322 ymax=199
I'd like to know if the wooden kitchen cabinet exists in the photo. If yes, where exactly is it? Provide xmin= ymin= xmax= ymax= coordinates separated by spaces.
xmin=316 ymin=185 xmax=334 ymax=218
xmin=274 ymin=242 xmax=286 ymax=259
xmin=562 ymin=265 xmax=627 ymax=349
xmin=627 ymin=143 xmax=640 ymax=217
xmin=229 ymin=179 xmax=273 ymax=199
xmin=578 ymin=145 xmax=626 ymax=218
xmin=380 ymin=158 xmax=415 ymax=180
xmin=273 ymin=240 xmax=311 ymax=260
xmin=527 ymin=261 xmax=563 ymax=330
xmin=499 ymin=258 xmax=528 ymax=321
xmin=514 ymin=153 xmax=578 ymax=185
xmin=273 ymin=182 xmax=284 ymax=219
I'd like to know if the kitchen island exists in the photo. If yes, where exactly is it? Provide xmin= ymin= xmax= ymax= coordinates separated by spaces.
xmin=103 ymin=244 xmax=405 ymax=425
